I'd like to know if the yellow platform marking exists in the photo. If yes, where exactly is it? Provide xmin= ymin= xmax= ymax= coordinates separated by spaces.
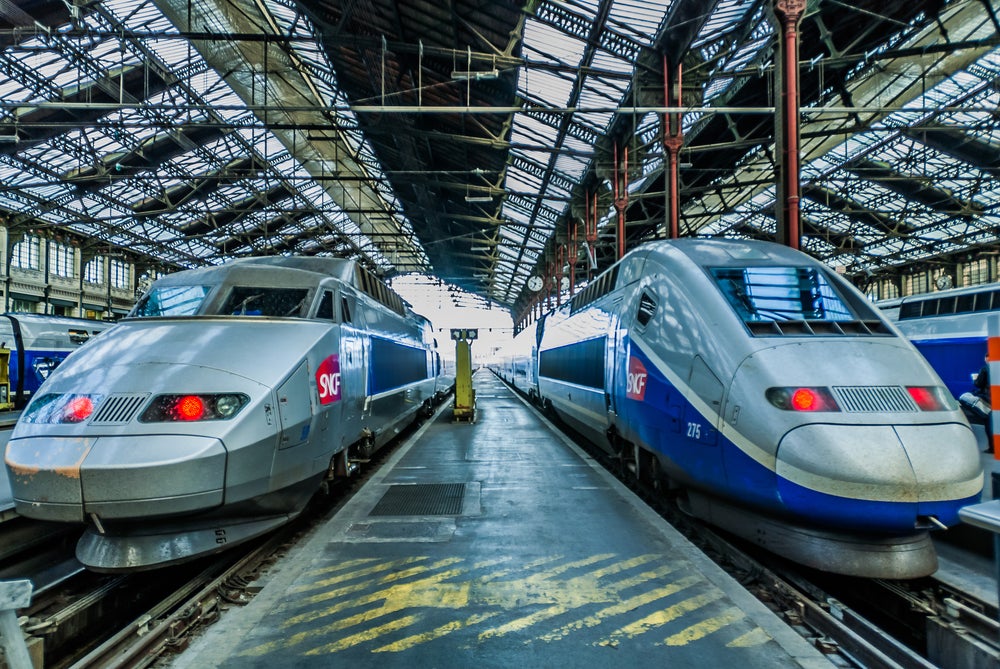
xmin=664 ymin=606 xmax=747 ymax=646
xmin=237 ymin=552 xmax=763 ymax=658
xmin=727 ymin=627 xmax=772 ymax=647
xmin=600 ymin=589 xmax=724 ymax=646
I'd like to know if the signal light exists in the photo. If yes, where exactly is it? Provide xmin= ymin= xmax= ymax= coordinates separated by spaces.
xmin=766 ymin=387 xmax=840 ymax=412
xmin=175 ymin=395 xmax=205 ymax=421
xmin=906 ymin=386 xmax=954 ymax=411
xmin=140 ymin=393 xmax=249 ymax=422
xmin=63 ymin=396 xmax=94 ymax=423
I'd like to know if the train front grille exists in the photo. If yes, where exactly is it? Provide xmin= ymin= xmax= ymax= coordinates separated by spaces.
xmin=91 ymin=393 xmax=150 ymax=425
xmin=831 ymin=386 xmax=917 ymax=413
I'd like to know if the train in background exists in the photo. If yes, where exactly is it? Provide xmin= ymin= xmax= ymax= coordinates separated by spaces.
xmin=879 ymin=283 xmax=1000 ymax=401
xmin=498 ymin=239 xmax=983 ymax=579
xmin=4 ymin=256 xmax=442 ymax=571
xmin=0 ymin=314 xmax=110 ymax=408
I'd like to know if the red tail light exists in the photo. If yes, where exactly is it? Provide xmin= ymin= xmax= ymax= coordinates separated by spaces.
xmin=907 ymin=386 xmax=955 ymax=411
xmin=63 ymin=396 xmax=94 ymax=423
xmin=175 ymin=395 xmax=206 ymax=421
xmin=140 ymin=393 xmax=249 ymax=422
xmin=766 ymin=387 xmax=840 ymax=412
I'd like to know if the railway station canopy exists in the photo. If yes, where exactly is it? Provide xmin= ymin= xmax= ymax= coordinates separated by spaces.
xmin=1 ymin=0 xmax=999 ymax=321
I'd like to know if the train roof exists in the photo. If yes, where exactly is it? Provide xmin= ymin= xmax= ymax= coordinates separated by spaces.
xmin=150 ymin=256 xmax=411 ymax=316
xmin=157 ymin=256 xmax=357 ymax=285
xmin=650 ymin=238 xmax=824 ymax=267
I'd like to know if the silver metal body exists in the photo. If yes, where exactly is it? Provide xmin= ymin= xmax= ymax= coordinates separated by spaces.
xmin=4 ymin=257 xmax=438 ymax=570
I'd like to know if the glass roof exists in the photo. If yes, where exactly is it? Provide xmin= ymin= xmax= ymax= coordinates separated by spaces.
xmin=0 ymin=0 xmax=998 ymax=319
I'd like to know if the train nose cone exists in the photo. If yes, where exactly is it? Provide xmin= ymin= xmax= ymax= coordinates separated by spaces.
xmin=775 ymin=423 xmax=983 ymax=531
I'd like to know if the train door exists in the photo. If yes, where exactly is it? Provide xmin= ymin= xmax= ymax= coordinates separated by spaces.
xmin=605 ymin=296 xmax=626 ymax=425
xmin=339 ymin=289 xmax=370 ymax=426
xmin=314 ymin=288 xmax=345 ymax=448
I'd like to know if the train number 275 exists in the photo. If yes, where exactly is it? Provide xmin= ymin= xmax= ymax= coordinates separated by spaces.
xmin=686 ymin=422 xmax=701 ymax=440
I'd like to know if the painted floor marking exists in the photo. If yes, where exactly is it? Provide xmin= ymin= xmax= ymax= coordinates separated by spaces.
xmin=236 ymin=552 xmax=768 ymax=658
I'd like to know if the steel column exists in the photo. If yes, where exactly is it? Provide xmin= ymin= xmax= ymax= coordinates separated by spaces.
xmin=663 ymin=56 xmax=683 ymax=240
xmin=773 ymin=0 xmax=806 ymax=250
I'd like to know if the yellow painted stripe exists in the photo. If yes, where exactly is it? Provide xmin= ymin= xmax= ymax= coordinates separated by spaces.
xmin=302 ymin=557 xmax=383 ymax=579
xmin=584 ymin=553 xmax=661 ymax=579
xmin=292 ymin=556 xmax=429 ymax=593
xmin=372 ymin=611 xmax=504 ymax=652
xmin=606 ymin=589 xmax=723 ymax=642
xmin=664 ymin=606 xmax=746 ymax=646
xmin=241 ymin=568 xmax=470 ymax=656
xmin=303 ymin=614 xmax=422 ymax=655
xmin=491 ymin=563 xmax=686 ymax=641
xmin=539 ymin=572 xmax=700 ymax=643
xmin=727 ymin=627 xmax=772 ymax=647
xmin=285 ymin=557 xmax=465 ymax=624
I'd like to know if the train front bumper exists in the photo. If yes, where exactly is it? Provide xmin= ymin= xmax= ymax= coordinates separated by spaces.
xmin=774 ymin=422 xmax=983 ymax=531
xmin=4 ymin=435 xmax=226 ymax=522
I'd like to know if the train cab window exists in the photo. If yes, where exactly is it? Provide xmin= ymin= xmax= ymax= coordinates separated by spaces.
xmin=636 ymin=292 xmax=657 ymax=327
xmin=132 ymin=285 xmax=211 ymax=317
xmin=711 ymin=266 xmax=854 ymax=322
xmin=341 ymin=297 xmax=352 ymax=324
xmin=957 ymin=294 xmax=976 ymax=314
xmin=898 ymin=300 xmax=922 ymax=320
xmin=218 ymin=287 xmax=309 ymax=317
xmin=936 ymin=296 xmax=956 ymax=316
xmin=316 ymin=291 xmax=335 ymax=320
xmin=921 ymin=298 xmax=939 ymax=317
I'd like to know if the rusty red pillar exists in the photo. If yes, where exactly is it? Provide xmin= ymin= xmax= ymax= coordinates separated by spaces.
xmin=663 ymin=56 xmax=683 ymax=240
xmin=773 ymin=0 xmax=805 ymax=250
xmin=613 ymin=142 xmax=629 ymax=260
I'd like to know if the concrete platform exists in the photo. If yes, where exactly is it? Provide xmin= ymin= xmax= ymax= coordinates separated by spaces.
xmin=166 ymin=371 xmax=831 ymax=668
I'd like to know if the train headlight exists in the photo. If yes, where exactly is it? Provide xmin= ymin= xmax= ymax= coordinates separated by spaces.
xmin=215 ymin=394 xmax=242 ymax=418
xmin=766 ymin=387 xmax=840 ymax=412
xmin=140 ymin=393 xmax=249 ymax=422
xmin=22 ymin=393 xmax=103 ymax=423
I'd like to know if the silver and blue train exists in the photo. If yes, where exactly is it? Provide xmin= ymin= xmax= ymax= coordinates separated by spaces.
xmin=4 ymin=257 xmax=441 ymax=571
xmin=503 ymin=239 xmax=983 ymax=578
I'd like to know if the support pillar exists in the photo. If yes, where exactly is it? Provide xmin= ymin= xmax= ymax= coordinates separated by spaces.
xmin=772 ymin=0 xmax=806 ymax=250
xmin=613 ymin=143 xmax=629 ymax=260
xmin=662 ymin=57 xmax=683 ymax=240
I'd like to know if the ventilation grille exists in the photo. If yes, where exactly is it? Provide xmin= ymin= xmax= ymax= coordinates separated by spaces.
xmin=832 ymin=386 xmax=916 ymax=413
xmin=91 ymin=393 xmax=149 ymax=425
xmin=745 ymin=319 xmax=892 ymax=337
xmin=370 ymin=484 xmax=465 ymax=516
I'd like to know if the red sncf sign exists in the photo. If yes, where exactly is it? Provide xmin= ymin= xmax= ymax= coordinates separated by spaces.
xmin=626 ymin=355 xmax=648 ymax=401
xmin=316 ymin=354 xmax=342 ymax=404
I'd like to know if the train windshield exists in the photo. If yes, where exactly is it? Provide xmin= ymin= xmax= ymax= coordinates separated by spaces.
xmin=132 ymin=285 xmax=211 ymax=317
xmin=217 ymin=287 xmax=309 ymax=317
xmin=711 ymin=267 xmax=855 ymax=322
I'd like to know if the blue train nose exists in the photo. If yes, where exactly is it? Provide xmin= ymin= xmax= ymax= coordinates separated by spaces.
xmin=775 ymin=423 xmax=983 ymax=531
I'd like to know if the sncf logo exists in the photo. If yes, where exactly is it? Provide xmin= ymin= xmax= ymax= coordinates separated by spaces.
xmin=626 ymin=356 xmax=648 ymax=400
xmin=316 ymin=354 xmax=342 ymax=405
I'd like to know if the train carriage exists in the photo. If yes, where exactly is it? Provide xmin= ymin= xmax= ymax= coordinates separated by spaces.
xmin=4 ymin=256 xmax=438 ymax=571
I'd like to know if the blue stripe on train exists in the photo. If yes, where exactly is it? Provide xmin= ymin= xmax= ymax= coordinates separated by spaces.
xmin=622 ymin=343 xmax=974 ymax=532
